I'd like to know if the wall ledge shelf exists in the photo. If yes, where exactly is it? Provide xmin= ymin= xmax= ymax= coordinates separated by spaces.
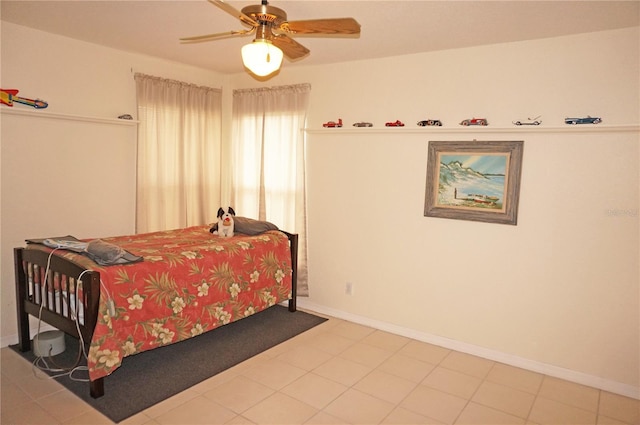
xmin=305 ymin=124 xmax=639 ymax=135
xmin=1 ymin=108 xmax=138 ymax=126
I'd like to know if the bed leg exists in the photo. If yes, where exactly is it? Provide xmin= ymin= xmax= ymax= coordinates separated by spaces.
xmin=14 ymin=248 xmax=31 ymax=352
xmin=90 ymin=378 xmax=105 ymax=398
xmin=288 ymin=233 xmax=298 ymax=312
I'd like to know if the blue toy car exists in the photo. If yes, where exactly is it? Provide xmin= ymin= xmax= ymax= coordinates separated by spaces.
xmin=565 ymin=116 xmax=602 ymax=125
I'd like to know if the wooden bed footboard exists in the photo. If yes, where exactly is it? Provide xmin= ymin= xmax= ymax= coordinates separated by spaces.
xmin=14 ymin=246 xmax=105 ymax=396
xmin=14 ymin=231 xmax=298 ymax=398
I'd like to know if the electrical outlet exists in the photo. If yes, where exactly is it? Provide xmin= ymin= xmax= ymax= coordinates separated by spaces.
xmin=345 ymin=282 xmax=354 ymax=295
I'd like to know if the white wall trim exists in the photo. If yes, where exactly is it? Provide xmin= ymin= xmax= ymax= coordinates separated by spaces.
xmin=305 ymin=124 xmax=640 ymax=135
xmin=1 ymin=108 xmax=139 ymax=126
xmin=297 ymin=299 xmax=640 ymax=400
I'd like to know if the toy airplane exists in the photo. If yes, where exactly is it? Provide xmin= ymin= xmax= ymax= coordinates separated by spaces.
xmin=0 ymin=89 xmax=48 ymax=109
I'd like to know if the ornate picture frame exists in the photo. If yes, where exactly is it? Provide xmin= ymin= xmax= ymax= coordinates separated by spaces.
xmin=424 ymin=140 xmax=524 ymax=225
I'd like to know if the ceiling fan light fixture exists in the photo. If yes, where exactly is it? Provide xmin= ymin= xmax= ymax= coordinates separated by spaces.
xmin=241 ymin=40 xmax=283 ymax=76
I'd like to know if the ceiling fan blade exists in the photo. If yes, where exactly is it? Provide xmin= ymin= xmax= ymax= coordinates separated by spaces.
xmin=208 ymin=0 xmax=258 ymax=27
xmin=279 ymin=18 xmax=361 ymax=35
xmin=271 ymin=35 xmax=310 ymax=60
xmin=180 ymin=28 xmax=254 ymax=43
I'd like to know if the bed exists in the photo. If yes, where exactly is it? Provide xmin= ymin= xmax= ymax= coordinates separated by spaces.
xmin=14 ymin=224 xmax=298 ymax=398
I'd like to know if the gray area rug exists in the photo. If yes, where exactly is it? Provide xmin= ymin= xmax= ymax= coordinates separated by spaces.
xmin=11 ymin=305 xmax=326 ymax=423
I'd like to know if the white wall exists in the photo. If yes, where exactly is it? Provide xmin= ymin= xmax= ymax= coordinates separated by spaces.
xmin=230 ymin=27 xmax=640 ymax=397
xmin=2 ymin=21 xmax=638 ymax=398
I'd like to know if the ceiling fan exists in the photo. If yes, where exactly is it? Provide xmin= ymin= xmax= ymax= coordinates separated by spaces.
xmin=181 ymin=0 xmax=361 ymax=76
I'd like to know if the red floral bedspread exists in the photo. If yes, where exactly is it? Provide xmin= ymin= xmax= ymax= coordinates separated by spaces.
xmin=37 ymin=226 xmax=293 ymax=381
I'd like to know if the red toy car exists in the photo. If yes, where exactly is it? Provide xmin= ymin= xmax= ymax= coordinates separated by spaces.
xmin=460 ymin=118 xmax=488 ymax=126
xmin=323 ymin=118 xmax=343 ymax=128
xmin=385 ymin=120 xmax=404 ymax=127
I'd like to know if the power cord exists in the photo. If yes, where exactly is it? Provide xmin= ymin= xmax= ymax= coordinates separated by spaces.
xmin=32 ymin=250 xmax=92 ymax=382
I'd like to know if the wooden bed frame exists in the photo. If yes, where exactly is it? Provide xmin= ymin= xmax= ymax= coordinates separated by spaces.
xmin=14 ymin=231 xmax=298 ymax=398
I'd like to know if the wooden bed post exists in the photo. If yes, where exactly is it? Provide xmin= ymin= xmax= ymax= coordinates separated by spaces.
xmin=90 ymin=378 xmax=105 ymax=398
xmin=287 ymin=233 xmax=298 ymax=312
xmin=14 ymin=248 xmax=31 ymax=352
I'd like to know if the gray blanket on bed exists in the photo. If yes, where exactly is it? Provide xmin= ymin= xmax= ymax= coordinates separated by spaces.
xmin=26 ymin=236 xmax=143 ymax=266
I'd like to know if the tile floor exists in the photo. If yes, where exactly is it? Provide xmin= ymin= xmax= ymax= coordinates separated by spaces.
xmin=2 ymin=311 xmax=639 ymax=424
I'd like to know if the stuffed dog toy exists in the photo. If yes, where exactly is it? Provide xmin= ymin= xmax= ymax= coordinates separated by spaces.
xmin=210 ymin=207 xmax=235 ymax=237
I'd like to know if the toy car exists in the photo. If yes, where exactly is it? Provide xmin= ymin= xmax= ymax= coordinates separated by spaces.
xmin=385 ymin=120 xmax=404 ymax=127
xmin=323 ymin=118 xmax=343 ymax=128
xmin=564 ymin=116 xmax=601 ymax=125
xmin=513 ymin=116 xmax=541 ymax=126
xmin=460 ymin=118 xmax=488 ymax=126
xmin=353 ymin=122 xmax=373 ymax=127
xmin=417 ymin=119 xmax=442 ymax=126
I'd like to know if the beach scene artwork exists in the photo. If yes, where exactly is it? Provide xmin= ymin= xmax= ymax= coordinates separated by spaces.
xmin=436 ymin=153 xmax=509 ymax=212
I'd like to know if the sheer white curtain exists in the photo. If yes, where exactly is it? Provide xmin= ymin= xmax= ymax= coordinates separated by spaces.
xmin=135 ymin=73 xmax=222 ymax=233
xmin=231 ymin=83 xmax=310 ymax=295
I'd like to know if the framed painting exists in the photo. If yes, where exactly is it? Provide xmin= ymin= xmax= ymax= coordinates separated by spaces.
xmin=424 ymin=140 xmax=524 ymax=225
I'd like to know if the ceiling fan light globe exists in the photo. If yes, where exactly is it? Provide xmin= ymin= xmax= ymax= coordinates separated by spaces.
xmin=241 ymin=41 xmax=283 ymax=76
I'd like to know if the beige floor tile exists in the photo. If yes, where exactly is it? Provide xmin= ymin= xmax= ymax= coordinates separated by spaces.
xmin=339 ymin=341 xmax=394 ymax=368
xmin=304 ymin=410 xmax=349 ymax=424
xmin=1 ymin=348 xmax=35 ymax=381
xmin=275 ymin=344 xmax=334 ymax=371
xmin=242 ymin=392 xmax=318 ymax=424
xmin=1 ymin=374 xmax=33 ymax=408
xmin=329 ymin=321 xmax=376 ymax=341
xmin=203 ymin=375 xmax=274 ymax=414
xmin=119 ymin=411 xmax=156 ymax=425
xmin=189 ymin=367 xmax=241 ymax=394
xmin=9 ymin=368 xmax=67 ymax=401
xmin=471 ymin=380 xmax=536 ymax=419
xmin=378 ymin=353 xmax=437 ymax=383
xmin=353 ymin=369 xmax=418 ymax=404
xmin=455 ymin=402 xmax=526 ymax=424
xmin=227 ymin=351 xmax=274 ymax=374
xmin=398 ymin=340 xmax=451 ymax=365
xmin=225 ymin=415 xmax=257 ymax=424
xmin=36 ymin=390 xmax=94 ymax=423
xmin=240 ymin=358 xmax=307 ymax=390
xmin=440 ymin=351 xmax=495 ymax=379
xmin=142 ymin=387 xmax=201 ymax=418
xmin=323 ymin=388 xmax=395 ymax=424
xmin=62 ymin=408 xmax=113 ymax=424
xmin=528 ymin=396 xmax=597 ymax=425
xmin=305 ymin=331 xmax=356 ymax=356
xmin=262 ymin=336 xmax=312 ymax=360
xmin=1 ymin=399 xmax=62 ymax=425
xmin=361 ymin=330 xmax=411 ymax=352
xmin=599 ymin=392 xmax=640 ymax=424
xmin=312 ymin=356 xmax=373 ymax=387
xmin=422 ymin=366 xmax=483 ymax=400
xmin=382 ymin=406 xmax=446 ymax=424
xmin=154 ymin=395 xmax=237 ymax=424
xmin=281 ymin=372 xmax=348 ymax=410
xmin=400 ymin=385 xmax=467 ymax=424
xmin=596 ymin=415 xmax=629 ymax=425
xmin=486 ymin=363 xmax=544 ymax=395
xmin=538 ymin=376 xmax=599 ymax=413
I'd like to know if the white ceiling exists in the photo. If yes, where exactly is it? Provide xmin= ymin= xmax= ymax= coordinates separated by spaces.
xmin=2 ymin=0 xmax=639 ymax=75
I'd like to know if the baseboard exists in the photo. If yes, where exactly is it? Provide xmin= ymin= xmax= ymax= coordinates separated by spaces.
xmin=297 ymin=299 xmax=640 ymax=400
